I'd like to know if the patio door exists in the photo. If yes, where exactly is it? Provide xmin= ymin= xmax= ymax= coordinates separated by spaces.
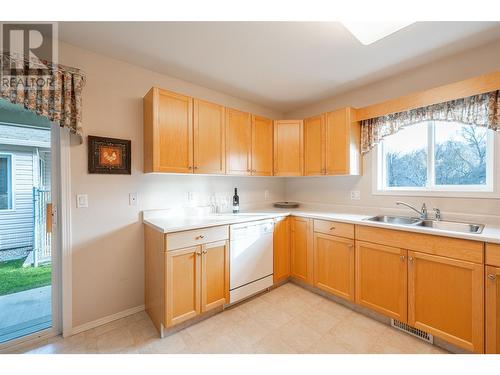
xmin=0 ymin=119 xmax=61 ymax=348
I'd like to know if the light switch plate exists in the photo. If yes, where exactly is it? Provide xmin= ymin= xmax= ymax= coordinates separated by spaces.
xmin=350 ymin=190 xmax=361 ymax=200
xmin=77 ymin=194 xmax=88 ymax=208
xmin=129 ymin=193 xmax=138 ymax=206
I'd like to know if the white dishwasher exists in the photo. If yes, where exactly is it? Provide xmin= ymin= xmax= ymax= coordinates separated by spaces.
xmin=229 ymin=219 xmax=274 ymax=304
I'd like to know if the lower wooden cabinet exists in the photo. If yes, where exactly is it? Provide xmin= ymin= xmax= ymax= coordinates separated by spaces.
xmin=165 ymin=246 xmax=201 ymax=327
xmin=313 ymin=233 xmax=354 ymax=301
xmin=486 ymin=266 xmax=500 ymax=354
xmin=165 ymin=241 xmax=229 ymax=328
xmin=290 ymin=216 xmax=313 ymax=284
xmin=273 ymin=216 xmax=290 ymax=283
xmin=355 ymin=241 xmax=408 ymax=322
xmin=408 ymin=251 xmax=484 ymax=353
xmin=201 ymin=241 xmax=229 ymax=312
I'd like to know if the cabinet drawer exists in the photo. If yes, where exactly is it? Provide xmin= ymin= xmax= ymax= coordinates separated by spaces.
xmin=314 ymin=219 xmax=354 ymax=239
xmin=167 ymin=226 xmax=229 ymax=251
xmin=356 ymin=225 xmax=484 ymax=263
xmin=486 ymin=243 xmax=500 ymax=267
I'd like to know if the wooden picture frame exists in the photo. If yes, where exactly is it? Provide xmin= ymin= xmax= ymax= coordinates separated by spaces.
xmin=88 ymin=136 xmax=131 ymax=174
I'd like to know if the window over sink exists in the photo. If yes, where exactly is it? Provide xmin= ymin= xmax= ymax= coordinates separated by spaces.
xmin=375 ymin=121 xmax=496 ymax=197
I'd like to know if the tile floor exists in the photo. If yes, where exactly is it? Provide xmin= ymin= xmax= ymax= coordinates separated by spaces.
xmin=19 ymin=283 xmax=447 ymax=354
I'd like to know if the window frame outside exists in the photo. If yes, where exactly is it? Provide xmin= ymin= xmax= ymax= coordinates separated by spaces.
xmin=0 ymin=153 xmax=14 ymax=210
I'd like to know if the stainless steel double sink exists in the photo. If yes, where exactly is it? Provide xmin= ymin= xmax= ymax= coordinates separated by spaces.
xmin=364 ymin=215 xmax=484 ymax=234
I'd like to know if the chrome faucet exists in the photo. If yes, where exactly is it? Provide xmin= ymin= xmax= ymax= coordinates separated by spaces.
xmin=396 ymin=201 xmax=428 ymax=219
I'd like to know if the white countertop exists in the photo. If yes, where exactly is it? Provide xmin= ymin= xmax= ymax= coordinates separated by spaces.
xmin=143 ymin=207 xmax=500 ymax=244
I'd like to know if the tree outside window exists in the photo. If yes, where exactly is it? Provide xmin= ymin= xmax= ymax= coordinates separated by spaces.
xmin=379 ymin=121 xmax=492 ymax=192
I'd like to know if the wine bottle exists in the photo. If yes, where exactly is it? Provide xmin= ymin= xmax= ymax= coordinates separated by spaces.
xmin=232 ymin=188 xmax=240 ymax=214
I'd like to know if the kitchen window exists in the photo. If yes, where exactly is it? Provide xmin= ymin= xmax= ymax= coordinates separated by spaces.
xmin=0 ymin=154 xmax=12 ymax=210
xmin=375 ymin=121 xmax=495 ymax=196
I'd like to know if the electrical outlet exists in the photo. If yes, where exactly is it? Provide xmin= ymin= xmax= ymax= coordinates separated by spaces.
xmin=350 ymin=190 xmax=361 ymax=200
xmin=264 ymin=190 xmax=269 ymax=201
xmin=76 ymin=194 xmax=88 ymax=208
xmin=129 ymin=193 xmax=138 ymax=206
xmin=187 ymin=192 xmax=194 ymax=201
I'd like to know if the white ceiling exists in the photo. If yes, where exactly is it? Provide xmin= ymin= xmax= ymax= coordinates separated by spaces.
xmin=59 ymin=22 xmax=500 ymax=113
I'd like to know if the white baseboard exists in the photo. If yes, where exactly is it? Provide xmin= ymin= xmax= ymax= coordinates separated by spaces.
xmin=68 ymin=305 xmax=145 ymax=337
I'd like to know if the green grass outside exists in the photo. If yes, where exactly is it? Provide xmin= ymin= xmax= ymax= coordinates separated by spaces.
xmin=0 ymin=258 xmax=52 ymax=296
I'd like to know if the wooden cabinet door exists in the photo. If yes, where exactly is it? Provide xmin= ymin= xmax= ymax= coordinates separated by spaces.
xmin=165 ymin=246 xmax=201 ymax=327
xmin=155 ymin=88 xmax=193 ymax=173
xmin=355 ymin=241 xmax=407 ymax=322
xmin=313 ymin=233 xmax=354 ymax=301
xmin=304 ymin=114 xmax=325 ymax=176
xmin=408 ymin=251 xmax=484 ymax=353
xmin=251 ymin=115 xmax=273 ymax=176
xmin=226 ymin=108 xmax=251 ymax=175
xmin=193 ymin=99 xmax=225 ymax=174
xmin=274 ymin=120 xmax=304 ymax=176
xmin=273 ymin=216 xmax=290 ymax=283
xmin=325 ymin=108 xmax=360 ymax=175
xmin=290 ymin=216 xmax=313 ymax=284
xmin=486 ymin=266 xmax=500 ymax=354
xmin=201 ymin=240 xmax=229 ymax=312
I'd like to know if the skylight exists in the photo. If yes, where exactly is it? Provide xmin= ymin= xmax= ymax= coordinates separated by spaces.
xmin=342 ymin=22 xmax=415 ymax=45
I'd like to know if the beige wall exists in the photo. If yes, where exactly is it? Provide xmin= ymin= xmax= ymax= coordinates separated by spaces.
xmin=285 ymin=39 xmax=500 ymax=221
xmin=58 ymin=42 xmax=286 ymax=327
xmin=286 ymin=39 xmax=500 ymax=119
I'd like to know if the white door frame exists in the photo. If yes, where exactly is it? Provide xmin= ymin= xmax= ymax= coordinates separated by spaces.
xmin=0 ymin=125 xmax=72 ymax=352
xmin=59 ymin=128 xmax=72 ymax=337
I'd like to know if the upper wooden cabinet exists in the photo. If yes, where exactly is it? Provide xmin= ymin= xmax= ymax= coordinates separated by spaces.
xmin=304 ymin=114 xmax=325 ymax=176
xmin=226 ymin=108 xmax=252 ymax=175
xmin=144 ymin=87 xmax=363 ymax=177
xmin=274 ymin=120 xmax=304 ymax=176
xmin=193 ymin=99 xmax=225 ymax=174
xmin=251 ymin=115 xmax=274 ymax=176
xmin=144 ymin=89 xmax=225 ymax=175
xmin=144 ymin=88 xmax=193 ymax=173
xmin=303 ymin=108 xmax=361 ymax=176
xmin=325 ymin=107 xmax=361 ymax=175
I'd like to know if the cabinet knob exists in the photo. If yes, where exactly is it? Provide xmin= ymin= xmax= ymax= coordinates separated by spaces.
xmin=202 ymin=249 xmax=208 ymax=254
xmin=194 ymin=166 xmax=198 ymax=170
xmin=196 ymin=235 xmax=205 ymax=240
xmin=329 ymin=226 xmax=336 ymax=230
xmin=347 ymin=244 xmax=353 ymax=249
xmin=188 ymin=166 xmax=193 ymax=169
xmin=196 ymin=251 xmax=202 ymax=256
xmin=488 ymin=274 xmax=496 ymax=280
xmin=400 ymin=255 xmax=406 ymax=261
xmin=408 ymin=256 xmax=414 ymax=262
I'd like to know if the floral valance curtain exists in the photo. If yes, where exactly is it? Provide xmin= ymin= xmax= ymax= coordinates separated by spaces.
xmin=0 ymin=53 xmax=86 ymax=140
xmin=360 ymin=90 xmax=500 ymax=154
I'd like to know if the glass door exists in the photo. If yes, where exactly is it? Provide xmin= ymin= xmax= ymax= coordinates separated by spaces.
xmin=0 ymin=111 xmax=60 ymax=347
